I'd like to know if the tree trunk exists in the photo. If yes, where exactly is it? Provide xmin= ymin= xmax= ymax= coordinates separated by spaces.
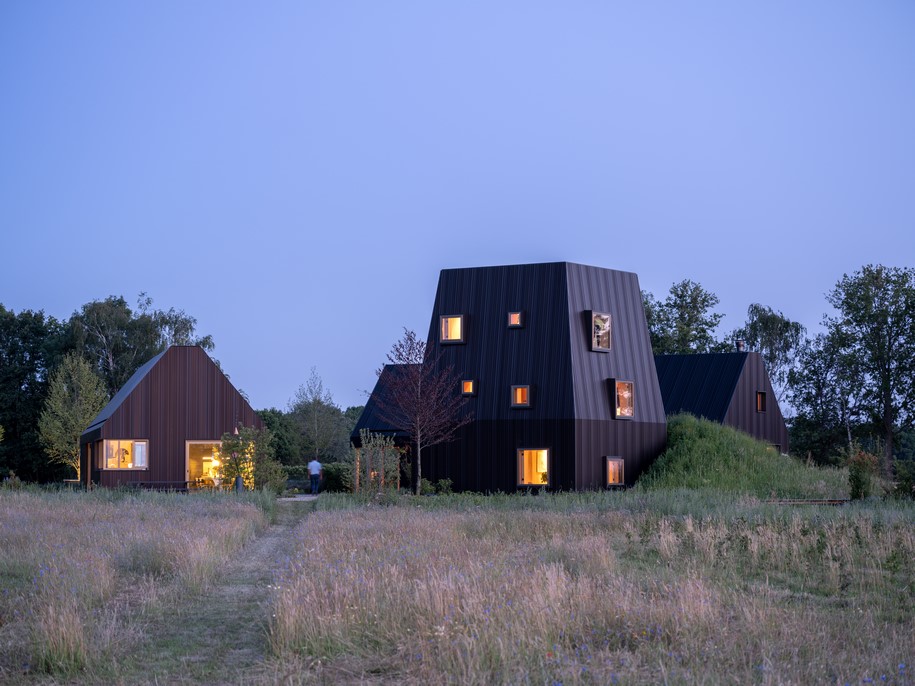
xmin=414 ymin=429 xmax=422 ymax=496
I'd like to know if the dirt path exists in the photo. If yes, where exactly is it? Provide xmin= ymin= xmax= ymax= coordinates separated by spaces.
xmin=120 ymin=499 xmax=314 ymax=685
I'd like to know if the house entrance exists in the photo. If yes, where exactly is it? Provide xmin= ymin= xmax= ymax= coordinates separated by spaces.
xmin=187 ymin=442 xmax=222 ymax=487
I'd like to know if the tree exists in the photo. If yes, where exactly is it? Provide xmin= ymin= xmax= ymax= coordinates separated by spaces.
xmin=824 ymin=264 xmax=915 ymax=475
xmin=257 ymin=408 xmax=303 ymax=465
xmin=374 ymin=328 xmax=473 ymax=495
xmin=289 ymin=368 xmax=348 ymax=462
xmin=38 ymin=353 xmax=108 ymax=478
xmin=218 ymin=425 xmax=284 ymax=493
xmin=732 ymin=304 xmax=806 ymax=404
xmin=643 ymin=280 xmax=728 ymax=354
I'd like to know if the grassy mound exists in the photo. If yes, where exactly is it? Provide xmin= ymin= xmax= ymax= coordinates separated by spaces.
xmin=637 ymin=414 xmax=848 ymax=499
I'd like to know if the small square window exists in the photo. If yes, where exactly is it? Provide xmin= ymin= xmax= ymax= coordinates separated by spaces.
xmin=511 ymin=385 xmax=530 ymax=408
xmin=508 ymin=311 xmax=524 ymax=328
xmin=518 ymin=449 xmax=549 ymax=486
xmin=462 ymin=380 xmax=476 ymax=396
xmin=606 ymin=457 xmax=624 ymax=486
xmin=440 ymin=315 xmax=464 ymax=343
xmin=591 ymin=311 xmax=611 ymax=351
xmin=612 ymin=380 xmax=634 ymax=419
xmin=756 ymin=391 xmax=767 ymax=413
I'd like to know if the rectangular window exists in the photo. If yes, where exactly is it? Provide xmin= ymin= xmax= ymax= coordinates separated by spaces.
xmin=103 ymin=439 xmax=148 ymax=470
xmin=606 ymin=457 xmax=624 ymax=486
xmin=613 ymin=380 xmax=634 ymax=419
xmin=508 ymin=311 xmax=524 ymax=328
xmin=462 ymin=379 xmax=476 ymax=396
xmin=591 ymin=312 xmax=611 ymax=351
xmin=511 ymin=385 xmax=530 ymax=407
xmin=756 ymin=391 xmax=767 ymax=413
xmin=518 ymin=449 xmax=549 ymax=486
xmin=440 ymin=315 xmax=464 ymax=343
xmin=187 ymin=441 xmax=222 ymax=484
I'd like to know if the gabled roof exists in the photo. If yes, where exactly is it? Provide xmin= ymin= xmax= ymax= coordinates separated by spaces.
xmin=82 ymin=350 xmax=167 ymax=436
xmin=653 ymin=353 xmax=749 ymax=421
xmin=351 ymin=364 xmax=414 ymax=442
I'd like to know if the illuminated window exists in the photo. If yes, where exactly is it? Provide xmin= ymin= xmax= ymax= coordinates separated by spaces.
xmin=606 ymin=457 xmax=624 ymax=486
xmin=756 ymin=391 xmax=767 ymax=413
xmin=511 ymin=385 xmax=530 ymax=407
xmin=440 ymin=315 xmax=464 ymax=343
xmin=187 ymin=441 xmax=222 ymax=484
xmin=462 ymin=379 xmax=476 ymax=396
xmin=103 ymin=439 xmax=148 ymax=470
xmin=518 ymin=449 xmax=549 ymax=486
xmin=613 ymin=380 xmax=634 ymax=419
xmin=508 ymin=311 xmax=524 ymax=328
xmin=591 ymin=311 xmax=611 ymax=351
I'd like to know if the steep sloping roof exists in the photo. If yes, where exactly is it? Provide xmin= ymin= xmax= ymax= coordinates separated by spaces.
xmin=351 ymin=364 xmax=413 ymax=442
xmin=653 ymin=353 xmax=748 ymax=421
xmin=82 ymin=350 xmax=167 ymax=436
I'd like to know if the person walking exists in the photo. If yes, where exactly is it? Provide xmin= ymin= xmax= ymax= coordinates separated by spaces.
xmin=307 ymin=458 xmax=323 ymax=495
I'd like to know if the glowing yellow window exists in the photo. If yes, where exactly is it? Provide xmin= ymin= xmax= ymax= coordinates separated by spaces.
xmin=591 ymin=311 xmax=611 ymax=351
xmin=440 ymin=315 xmax=464 ymax=343
xmin=508 ymin=311 xmax=523 ymax=328
xmin=606 ymin=457 xmax=624 ymax=486
xmin=518 ymin=449 xmax=549 ymax=486
xmin=614 ymin=380 xmax=634 ymax=419
xmin=462 ymin=380 xmax=476 ymax=396
xmin=511 ymin=385 xmax=530 ymax=407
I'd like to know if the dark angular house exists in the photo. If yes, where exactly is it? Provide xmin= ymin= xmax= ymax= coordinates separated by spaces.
xmin=654 ymin=352 xmax=789 ymax=452
xmin=356 ymin=262 xmax=668 ymax=490
xmin=80 ymin=345 xmax=262 ymax=488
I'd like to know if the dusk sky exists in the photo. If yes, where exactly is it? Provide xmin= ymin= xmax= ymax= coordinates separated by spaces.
xmin=2 ymin=2 xmax=914 ymax=411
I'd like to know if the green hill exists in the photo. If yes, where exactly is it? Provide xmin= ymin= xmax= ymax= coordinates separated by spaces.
xmin=638 ymin=414 xmax=848 ymax=499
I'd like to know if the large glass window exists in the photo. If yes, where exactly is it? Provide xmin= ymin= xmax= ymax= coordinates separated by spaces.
xmin=613 ymin=380 xmax=634 ymax=419
xmin=104 ymin=439 xmax=148 ymax=469
xmin=187 ymin=441 xmax=222 ymax=485
xmin=440 ymin=315 xmax=464 ymax=343
xmin=518 ymin=449 xmax=549 ymax=486
xmin=591 ymin=312 xmax=611 ymax=351
xmin=606 ymin=457 xmax=624 ymax=486
xmin=511 ymin=385 xmax=530 ymax=407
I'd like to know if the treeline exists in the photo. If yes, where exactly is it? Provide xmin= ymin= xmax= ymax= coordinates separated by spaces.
xmin=643 ymin=264 xmax=915 ymax=474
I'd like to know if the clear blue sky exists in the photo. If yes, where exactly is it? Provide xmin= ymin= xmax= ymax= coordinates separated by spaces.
xmin=2 ymin=1 xmax=914 ymax=410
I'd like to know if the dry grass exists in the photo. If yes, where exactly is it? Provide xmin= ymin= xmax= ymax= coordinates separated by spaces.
xmin=270 ymin=499 xmax=915 ymax=685
xmin=0 ymin=488 xmax=266 ymax=680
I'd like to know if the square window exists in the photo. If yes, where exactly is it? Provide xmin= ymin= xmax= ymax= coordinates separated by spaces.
xmin=440 ymin=315 xmax=464 ymax=343
xmin=104 ymin=439 xmax=148 ymax=470
xmin=612 ymin=380 xmax=634 ymax=419
xmin=591 ymin=311 xmax=611 ymax=351
xmin=756 ymin=391 xmax=767 ymax=413
xmin=508 ymin=311 xmax=524 ymax=328
xmin=606 ymin=457 xmax=624 ymax=486
xmin=462 ymin=379 xmax=476 ymax=396
xmin=511 ymin=385 xmax=530 ymax=407
xmin=518 ymin=449 xmax=549 ymax=486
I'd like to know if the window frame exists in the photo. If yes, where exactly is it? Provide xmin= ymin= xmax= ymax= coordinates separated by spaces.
xmin=517 ymin=448 xmax=550 ymax=487
xmin=511 ymin=385 xmax=531 ymax=408
xmin=461 ymin=379 xmax=476 ymax=396
xmin=101 ymin=439 xmax=149 ymax=471
xmin=186 ymin=440 xmax=222 ymax=483
xmin=611 ymin=379 xmax=635 ymax=420
xmin=508 ymin=311 xmax=524 ymax=328
xmin=439 ymin=314 xmax=465 ymax=344
xmin=590 ymin=311 xmax=612 ymax=352
xmin=756 ymin=391 xmax=767 ymax=413
xmin=605 ymin=457 xmax=625 ymax=487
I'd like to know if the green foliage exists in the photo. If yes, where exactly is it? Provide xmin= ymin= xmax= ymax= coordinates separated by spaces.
xmin=848 ymin=447 xmax=879 ymax=500
xmin=219 ymin=425 xmax=283 ymax=493
xmin=289 ymin=367 xmax=350 ymax=462
xmin=257 ymin=408 xmax=303 ymax=465
xmin=893 ymin=460 xmax=915 ymax=500
xmin=643 ymin=280 xmax=729 ymax=354
xmin=419 ymin=477 xmax=435 ymax=495
xmin=638 ymin=414 xmax=848 ymax=498
xmin=321 ymin=462 xmax=350 ymax=492
xmin=731 ymin=303 xmax=805 ymax=401
xmin=38 ymin=353 xmax=108 ymax=478
xmin=340 ymin=430 xmax=402 ymax=494
xmin=435 ymin=478 xmax=453 ymax=495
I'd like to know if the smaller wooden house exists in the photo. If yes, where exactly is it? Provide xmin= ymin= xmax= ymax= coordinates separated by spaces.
xmin=79 ymin=345 xmax=262 ymax=488
xmin=654 ymin=352 xmax=788 ymax=452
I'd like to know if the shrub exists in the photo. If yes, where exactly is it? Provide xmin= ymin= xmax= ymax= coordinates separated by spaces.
xmin=848 ymin=448 xmax=879 ymax=500
xmin=435 ymin=478 xmax=453 ymax=495
xmin=322 ymin=462 xmax=349 ymax=492
xmin=419 ymin=478 xmax=435 ymax=495
xmin=892 ymin=459 xmax=915 ymax=500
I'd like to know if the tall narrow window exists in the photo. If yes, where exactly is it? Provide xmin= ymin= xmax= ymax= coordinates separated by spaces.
xmin=462 ymin=379 xmax=476 ymax=396
xmin=613 ymin=380 xmax=634 ymax=419
xmin=591 ymin=312 xmax=611 ymax=351
xmin=518 ymin=449 xmax=549 ymax=486
xmin=103 ymin=439 xmax=148 ymax=470
xmin=756 ymin=391 xmax=767 ymax=413
xmin=440 ymin=315 xmax=464 ymax=343
xmin=606 ymin=457 xmax=624 ymax=486
xmin=511 ymin=385 xmax=530 ymax=407
xmin=508 ymin=311 xmax=524 ymax=328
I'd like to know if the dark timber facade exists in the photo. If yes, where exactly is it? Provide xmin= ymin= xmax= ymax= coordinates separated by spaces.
xmin=356 ymin=262 xmax=668 ymax=490
xmin=654 ymin=352 xmax=789 ymax=452
xmin=79 ymin=346 xmax=262 ymax=488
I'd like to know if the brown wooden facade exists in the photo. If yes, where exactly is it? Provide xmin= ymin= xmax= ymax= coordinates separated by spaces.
xmin=79 ymin=346 xmax=262 ymax=488
xmin=356 ymin=262 xmax=668 ymax=490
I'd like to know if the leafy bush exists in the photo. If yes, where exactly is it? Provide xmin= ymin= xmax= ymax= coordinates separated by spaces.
xmin=893 ymin=460 xmax=915 ymax=499
xmin=322 ymin=462 xmax=350 ymax=492
xmin=419 ymin=478 xmax=435 ymax=495
xmin=848 ymin=448 xmax=879 ymax=500
xmin=435 ymin=478 xmax=453 ymax=495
